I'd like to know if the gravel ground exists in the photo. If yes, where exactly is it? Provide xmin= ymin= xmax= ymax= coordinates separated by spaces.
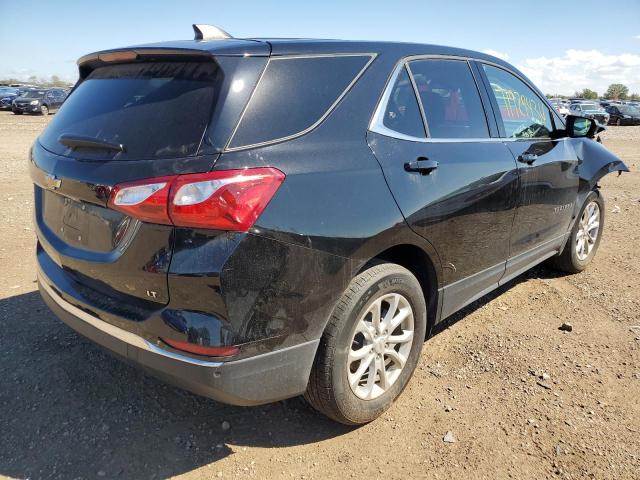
xmin=0 ymin=112 xmax=638 ymax=480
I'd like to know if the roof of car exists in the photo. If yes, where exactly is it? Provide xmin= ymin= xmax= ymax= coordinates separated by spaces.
xmin=252 ymin=38 xmax=503 ymax=61
xmin=83 ymin=37 xmax=513 ymax=69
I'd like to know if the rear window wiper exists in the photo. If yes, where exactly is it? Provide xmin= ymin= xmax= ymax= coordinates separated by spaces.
xmin=58 ymin=134 xmax=126 ymax=152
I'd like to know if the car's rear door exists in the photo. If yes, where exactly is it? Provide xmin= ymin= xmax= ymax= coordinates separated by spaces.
xmin=476 ymin=63 xmax=579 ymax=281
xmin=367 ymin=57 xmax=519 ymax=319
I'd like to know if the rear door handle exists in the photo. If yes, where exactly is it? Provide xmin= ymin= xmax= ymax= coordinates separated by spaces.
xmin=404 ymin=157 xmax=439 ymax=175
xmin=518 ymin=153 xmax=538 ymax=165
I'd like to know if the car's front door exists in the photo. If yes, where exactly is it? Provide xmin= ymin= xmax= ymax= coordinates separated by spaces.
xmin=367 ymin=58 xmax=519 ymax=319
xmin=609 ymin=107 xmax=620 ymax=124
xmin=477 ymin=63 xmax=579 ymax=281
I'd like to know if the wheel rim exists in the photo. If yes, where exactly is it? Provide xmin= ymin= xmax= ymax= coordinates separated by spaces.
xmin=41 ymin=106 xmax=48 ymax=115
xmin=576 ymin=201 xmax=600 ymax=261
xmin=347 ymin=293 xmax=414 ymax=400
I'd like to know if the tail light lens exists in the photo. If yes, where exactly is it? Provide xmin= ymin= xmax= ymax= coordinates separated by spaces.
xmin=107 ymin=168 xmax=284 ymax=231
xmin=109 ymin=177 xmax=174 ymax=225
xmin=170 ymin=169 xmax=285 ymax=230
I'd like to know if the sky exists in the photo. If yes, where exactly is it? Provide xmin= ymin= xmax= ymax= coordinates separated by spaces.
xmin=1 ymin=0 xmax=639 ymax=95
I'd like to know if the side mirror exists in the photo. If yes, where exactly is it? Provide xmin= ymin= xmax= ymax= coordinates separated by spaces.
xmin=564 ymin=114 xmax=604 ymax=138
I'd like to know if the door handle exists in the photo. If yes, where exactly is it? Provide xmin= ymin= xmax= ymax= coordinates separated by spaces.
xmin=518 ymin=153 xmax=538 ymax=165
xmin=404 ymin=157 xmax=439 ymax=175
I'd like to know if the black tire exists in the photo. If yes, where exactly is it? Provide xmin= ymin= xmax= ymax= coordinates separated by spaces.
xmin=305 ymin=263 xmax=427 ymax=425
xmin=13 ymin=110 xmax=22 ymax=115
xmin=40 ymin=105 xmax=49 ymax=116
xmin=547 ymin=191 xmax=604 ymax=274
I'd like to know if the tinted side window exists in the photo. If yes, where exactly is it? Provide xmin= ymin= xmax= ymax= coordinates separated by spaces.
xmin=381 ymin=66 xmax=425 ymax=138
xmin=482 ymin=64 xmax=553 ymax=139
xmin=408 ymin=59 xmax=489 ymax=139
xmin=229 ymin=55 xmax=371 ymax=148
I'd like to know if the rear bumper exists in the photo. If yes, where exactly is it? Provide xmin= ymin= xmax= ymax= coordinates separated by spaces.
xmin=38 ymin=267 xmax=319 ymax=406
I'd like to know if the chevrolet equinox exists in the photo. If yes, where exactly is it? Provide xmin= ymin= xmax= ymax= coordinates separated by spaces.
xmin=32 ymin=25 xmax=628 ymax=424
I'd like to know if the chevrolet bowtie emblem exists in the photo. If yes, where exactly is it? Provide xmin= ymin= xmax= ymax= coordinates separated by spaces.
xmin=44 ymin=174 xmax=62 ymax=190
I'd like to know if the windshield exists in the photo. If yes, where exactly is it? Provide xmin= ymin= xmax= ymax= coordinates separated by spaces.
xmin=39 ymin=61 xmax=223 ymax=160
xmin=580 ymin=103 xmax=600 ymax=111
xmin=0 ymin=87 xmax=18 ymax=96
xmin=22 ymin=90 xmax=46 ymax=99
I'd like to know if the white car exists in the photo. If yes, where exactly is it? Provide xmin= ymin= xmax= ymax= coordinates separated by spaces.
xmin=550 ymin=99 xmax=570 ymax=117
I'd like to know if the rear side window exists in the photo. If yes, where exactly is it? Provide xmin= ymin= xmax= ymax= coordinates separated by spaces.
xmin=482 ymin=64 xmax=553 ymax=139
xmin=381 ymin=67 xmax=425 ymax=138
xmin=228 ymin=55 xmax=372 ymax=149
xmin=39 ymin=62 xmax=222 ymax=160
xmin=408 ymin=59 xmax=489 ymax=139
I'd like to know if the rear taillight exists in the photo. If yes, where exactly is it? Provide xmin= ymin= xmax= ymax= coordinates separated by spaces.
xmin=109 ymin=177 xmax=174 ymax=225
xmin=107 ymin=168 xmax=284 ymax=231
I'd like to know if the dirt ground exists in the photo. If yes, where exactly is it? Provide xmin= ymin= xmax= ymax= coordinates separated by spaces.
xmin=0 ymin=111 xmax=638 ymax=480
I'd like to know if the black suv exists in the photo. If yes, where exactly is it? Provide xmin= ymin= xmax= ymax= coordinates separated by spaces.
xmin=32 ymin=25 xmax=628 ymax=425
xmin=12 ymin=88 xmax=67 ymax=115
xmin=606 ymin=104 xmax=640 ymax=126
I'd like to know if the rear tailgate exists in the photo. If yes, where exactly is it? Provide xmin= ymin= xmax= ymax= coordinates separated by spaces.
xmin=32 ymin=51 xmax=268 ymax=317
xmin=31 ymin=146 xmax=190 ymax=307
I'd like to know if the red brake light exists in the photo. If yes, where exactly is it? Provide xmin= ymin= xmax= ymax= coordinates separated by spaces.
xmin=161 ymin=337 xmax=239 ymax=357
xmin=107 ymin=168 xmax=284 ymax=231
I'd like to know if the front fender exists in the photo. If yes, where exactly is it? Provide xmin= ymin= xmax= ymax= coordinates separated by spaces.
xmin=572 ymin=137 xmax=629 ymax=191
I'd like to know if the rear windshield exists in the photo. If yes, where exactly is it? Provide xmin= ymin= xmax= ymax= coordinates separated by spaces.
xmin=39 ymin=62 xmax=222 ymax=160
xmin=228 ymin=55 xmax=372 ymax=149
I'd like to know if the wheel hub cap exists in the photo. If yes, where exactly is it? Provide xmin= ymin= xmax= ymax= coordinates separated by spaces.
xmin=347 ymin=293 xmax=415 ymax=400
xmin=576 ymin=201 xmax=600 ymax=261
xmin=373 ymin=337 xmax=386 ymax=354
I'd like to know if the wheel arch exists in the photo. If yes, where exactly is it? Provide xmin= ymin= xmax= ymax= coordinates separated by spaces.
xmin=357 ymin=243 xmax=441 ymax=335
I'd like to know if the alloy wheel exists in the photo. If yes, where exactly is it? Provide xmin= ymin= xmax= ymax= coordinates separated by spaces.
xmin=576 ymin=201 xmax=600 ymax=261
xmin=347 ymin=293 xmax=414 ymax=400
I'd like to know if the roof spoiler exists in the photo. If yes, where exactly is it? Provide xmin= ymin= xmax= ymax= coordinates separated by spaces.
xmin=193 ymin=24 xmax=232 ymax=41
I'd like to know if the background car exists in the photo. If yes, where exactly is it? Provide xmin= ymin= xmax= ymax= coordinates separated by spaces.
xmin=11 ymin=88 xmax=67 ymax=115
xmin=606 ymin=104 xmax=640 ymax=125
xmin=569 ymin=102 xmax=610 ymax=124
xmin=550 ymin=99 xmax=570 ymax=116
xmin=0 ymin=86 xmax=19 ymax=110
